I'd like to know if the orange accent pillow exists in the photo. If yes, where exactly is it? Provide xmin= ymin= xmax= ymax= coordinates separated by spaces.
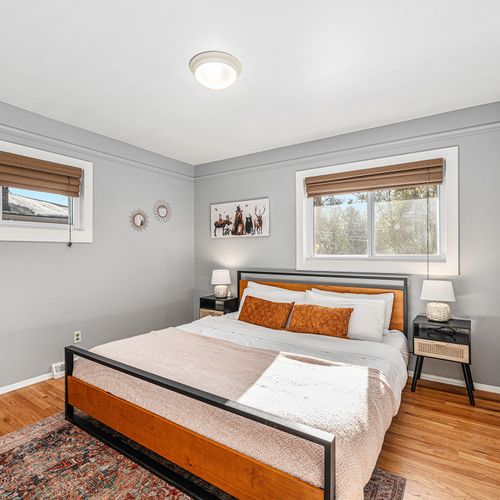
xmin=287 ymin=304 xmax=353 ymax=338
xmin=238 ymin=295 xmax=295 ymax=330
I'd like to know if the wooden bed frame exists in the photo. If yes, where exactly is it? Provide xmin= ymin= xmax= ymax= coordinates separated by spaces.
xmin=65 ymin=270 xmax=408 ymax=500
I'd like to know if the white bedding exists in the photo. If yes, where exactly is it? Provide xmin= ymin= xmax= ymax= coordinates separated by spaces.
xmin=180 ymin=312 xmax=408 ymax=407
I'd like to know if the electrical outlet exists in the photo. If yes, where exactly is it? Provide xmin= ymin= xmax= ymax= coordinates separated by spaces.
xmin=73 ymin=330 xmax=82 ymax=343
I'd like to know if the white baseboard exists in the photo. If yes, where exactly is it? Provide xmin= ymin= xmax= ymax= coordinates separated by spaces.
xmin=408 ymin=370 xmax=500 ymax=395
xmin=2 ymin=369 xmax=499 ymax=397
xmin=0 ymin=372 xmax=52 ymax=395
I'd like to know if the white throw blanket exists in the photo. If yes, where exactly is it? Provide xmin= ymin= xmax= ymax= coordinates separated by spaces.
xmin=182 ymin=313 xmax=408 ymax=405
xmin=74 ymin=321 xmax=406 ymax=499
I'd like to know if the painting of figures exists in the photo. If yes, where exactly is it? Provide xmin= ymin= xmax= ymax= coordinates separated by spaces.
xmin=211 ymin=198 xmax=269 ymax=238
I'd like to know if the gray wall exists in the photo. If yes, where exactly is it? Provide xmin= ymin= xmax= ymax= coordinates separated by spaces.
xmin=194 ymin=102 xmax=500 ymax=388
xmin=2 ymin=100 xmax=500 ymax=390
xmin=0 ymin=102 xmax=195 ymax=387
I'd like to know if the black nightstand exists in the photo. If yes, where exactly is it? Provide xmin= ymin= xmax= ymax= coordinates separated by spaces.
xmin=199 ymin=295 xmax=238 ymax=319
xmin=412 ymin=315 xmax=474 ymax=405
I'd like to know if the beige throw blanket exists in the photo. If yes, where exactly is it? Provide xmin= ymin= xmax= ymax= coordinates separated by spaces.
xmin=74 ymin=327 xmax=398 ymax=499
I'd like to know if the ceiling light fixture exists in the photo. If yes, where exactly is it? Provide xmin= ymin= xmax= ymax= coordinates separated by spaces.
xmin=189 ymin=51 xmax=242 ymax=90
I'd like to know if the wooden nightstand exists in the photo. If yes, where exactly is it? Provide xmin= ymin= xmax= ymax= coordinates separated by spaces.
xmin=199 ymin=295 xmax=238 ymax=319
xmin=412 ymin=314 xmax=474 ymax=405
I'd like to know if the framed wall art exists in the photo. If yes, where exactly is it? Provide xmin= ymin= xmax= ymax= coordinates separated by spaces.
xmin=211 ymin=198 xmax=269 ymax=238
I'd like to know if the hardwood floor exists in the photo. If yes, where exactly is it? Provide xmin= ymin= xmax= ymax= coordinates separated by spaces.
xmin=379 ymin=380 xmax=500 ymax=500
xmin=0 ymin=378 xmax=499 ymax=499
xmin=0 ymin=379 xmax=64 ymax=436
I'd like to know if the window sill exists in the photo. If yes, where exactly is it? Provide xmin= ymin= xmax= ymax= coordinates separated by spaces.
xmin=297 ymin=256 xmax=458 ymax=276
xmin=0 ymin=224 xmax=92 ymax=243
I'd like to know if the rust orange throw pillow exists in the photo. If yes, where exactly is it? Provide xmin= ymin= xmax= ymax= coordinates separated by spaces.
xmin=238 ymin=295 xmax=294 ymax=330
xmin=287 ymin=304 xmax=353 ymax=337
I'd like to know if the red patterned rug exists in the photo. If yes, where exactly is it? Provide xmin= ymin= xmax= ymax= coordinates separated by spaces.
xmin=0 ymin=413 xmax=406 ymax=499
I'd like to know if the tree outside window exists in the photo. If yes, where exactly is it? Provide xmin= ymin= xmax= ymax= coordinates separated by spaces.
xmin=314 ymin=186 xmax=439 ymax=257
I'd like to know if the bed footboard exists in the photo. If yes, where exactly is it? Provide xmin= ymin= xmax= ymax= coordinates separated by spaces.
xmin=65 ymin=346 xmax=336 ymax=500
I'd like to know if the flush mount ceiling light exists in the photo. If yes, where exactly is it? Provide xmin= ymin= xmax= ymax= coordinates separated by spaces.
xmin=189 ymin=51 xmax=242 ymax=90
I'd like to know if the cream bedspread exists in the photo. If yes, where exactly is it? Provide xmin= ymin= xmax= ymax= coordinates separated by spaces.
xmin=74 ymin=326 xmax=402 ymax=499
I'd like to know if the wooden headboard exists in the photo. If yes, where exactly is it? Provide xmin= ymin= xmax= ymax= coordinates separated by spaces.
xmin=237 ymin=270 xmax=408 ymax=334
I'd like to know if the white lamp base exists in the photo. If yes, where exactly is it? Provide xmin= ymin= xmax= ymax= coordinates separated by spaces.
xmin=425 ymin=302 xmax=451 ymax=322
xmin=214 ymin=285 xmax=229 ymax=298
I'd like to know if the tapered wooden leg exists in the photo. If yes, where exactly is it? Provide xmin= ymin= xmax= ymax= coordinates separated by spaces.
xmin=467 ymin=364 xmax=475 ymax=391
xmin=461 ymin=363 xmax=475 ymax=406
xmin=412 ymin=356 xmax=424 ymax=392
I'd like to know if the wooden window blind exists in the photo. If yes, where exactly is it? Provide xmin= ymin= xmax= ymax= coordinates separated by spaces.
xmin=305 ymin=158 xmax=444 ymax=197
xmin=0 ymin=150 xmax=83 ymax=197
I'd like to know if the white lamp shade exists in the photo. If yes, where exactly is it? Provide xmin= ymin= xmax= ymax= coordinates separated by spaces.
xmin=211 ymin=269 xmax=231 ymax=285
xmin=420 ymin=280 xmax=455 ymax=302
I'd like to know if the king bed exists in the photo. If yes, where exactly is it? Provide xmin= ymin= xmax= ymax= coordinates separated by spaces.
xmin=65 ymin=270 xmax=409 ymax=500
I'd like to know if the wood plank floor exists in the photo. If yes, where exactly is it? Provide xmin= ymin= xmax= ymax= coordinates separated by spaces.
xmin=0 ymin=378 xmax=499 ymax=499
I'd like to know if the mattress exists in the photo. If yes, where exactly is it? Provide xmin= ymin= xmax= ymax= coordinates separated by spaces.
xmin=73 ymin=315 xmax=408 ymax=499
xmin=382 ymin=329 xmax=409 ymax=366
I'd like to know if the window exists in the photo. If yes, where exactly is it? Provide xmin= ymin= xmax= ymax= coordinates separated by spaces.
xmin=373 ymin=186 xmax=438 ymax=256
xmin=2 ymin=187 xmax=70 ymax=225
xmin=0 ymin=140 xmax=92 ymax=243
xmin=314 ymin=193 xmax=368 ymax=256
xmin=296 ymin=148 xmax=459 ymax=275
xmin=313 ymin=185 xmax=439 ymax=257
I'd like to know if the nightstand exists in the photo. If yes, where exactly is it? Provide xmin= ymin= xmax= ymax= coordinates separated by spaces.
xmin=412 ymin=314 xmax=474 ymax=405
xmin=199 ymin=295 xmax=238 ymax=319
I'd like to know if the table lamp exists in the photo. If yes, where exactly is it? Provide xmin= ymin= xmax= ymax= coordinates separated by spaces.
xmin=420 ymin=280 xmax=455 ymax=321
xmin=211 ymin=269 xmax=231 ymax=298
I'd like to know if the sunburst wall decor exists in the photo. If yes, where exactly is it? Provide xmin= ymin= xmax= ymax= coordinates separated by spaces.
xmin=153 ymin=200 xmax=172 ymax=223
xmin=129 ymin=209 xmax=149 ymax=231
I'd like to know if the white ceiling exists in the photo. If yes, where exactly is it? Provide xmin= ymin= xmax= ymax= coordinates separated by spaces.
xmin=1 ymin=1 xmax=500 ymax=165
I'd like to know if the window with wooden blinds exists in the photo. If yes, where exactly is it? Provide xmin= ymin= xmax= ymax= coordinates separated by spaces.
xmin=305 ymin=158 xmax=444 ymax=197
xmin=0 ymin=150 xmax=83 ymax=197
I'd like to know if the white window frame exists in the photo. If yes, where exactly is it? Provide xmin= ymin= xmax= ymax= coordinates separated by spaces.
xmin=296 ymin=147 xmax=459 ymax=275
xmin=0 ymin=140 xmax=93 ymax=243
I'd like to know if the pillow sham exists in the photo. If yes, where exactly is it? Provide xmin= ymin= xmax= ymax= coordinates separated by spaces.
xmin=238 ymin=295 xmax=295 ymax=330
xmin=305 ymin=291 xmax=386 ymax=342
xmin=287 ymin=304 xmax=353 ymax=338
xmin=311 ymin=288 xmax=395 ymax=330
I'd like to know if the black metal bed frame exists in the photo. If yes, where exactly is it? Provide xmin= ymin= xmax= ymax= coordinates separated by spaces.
xmin=65 ymin=269 xmax=409 ymax=500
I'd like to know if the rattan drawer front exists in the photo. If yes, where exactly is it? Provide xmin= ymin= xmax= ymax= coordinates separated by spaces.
xmin=199 ymin=308 xmax=224 ymax=319
xmin=414 ymin=338 xmax=469 ymax=363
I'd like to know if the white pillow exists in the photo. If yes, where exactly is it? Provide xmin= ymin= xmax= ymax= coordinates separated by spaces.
xmin=311 ymin=288 xmax=394 ymax=331
xmin=247 ymin=281 xmax=299 ymax=293
xmin=305 ymin=290 xmax=386 ymax=342
xmin=238 ymin=287 xmax=305 ymax=315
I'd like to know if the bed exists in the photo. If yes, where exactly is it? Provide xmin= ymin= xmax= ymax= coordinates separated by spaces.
xmin=65 ymin=270 xmax=409 ymax=500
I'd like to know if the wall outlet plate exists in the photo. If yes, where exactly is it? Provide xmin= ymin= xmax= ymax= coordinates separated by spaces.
xmin=73 ymin=330 xmax=82 ymax=343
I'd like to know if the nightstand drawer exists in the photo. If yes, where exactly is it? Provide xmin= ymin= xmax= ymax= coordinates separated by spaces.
xmin=199 ymin=308 xmax=224 ymax=319
xmin=414 ymin=338 xmax=469 ymax=363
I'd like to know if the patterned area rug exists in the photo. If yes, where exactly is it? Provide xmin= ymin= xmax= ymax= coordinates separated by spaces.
xmin=0 ymin=413 xmax=406 ymax=499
